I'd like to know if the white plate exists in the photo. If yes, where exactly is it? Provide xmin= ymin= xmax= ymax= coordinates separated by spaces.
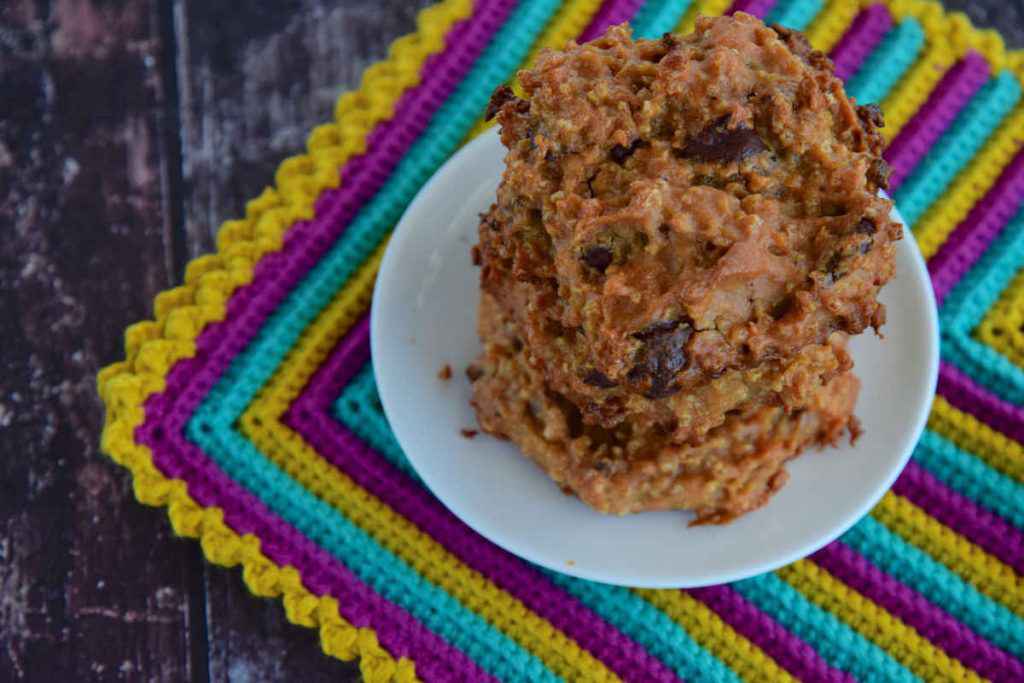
xmin=371 ymin=128 xmax=939 ymax=588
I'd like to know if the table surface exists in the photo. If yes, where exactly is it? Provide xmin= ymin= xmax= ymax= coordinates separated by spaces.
xmin=2 ymin=0 xmax=1022 ymax=680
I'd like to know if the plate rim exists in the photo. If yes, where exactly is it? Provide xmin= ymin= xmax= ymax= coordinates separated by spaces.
xmin=371 ymin=127 xmax=940 ymax=588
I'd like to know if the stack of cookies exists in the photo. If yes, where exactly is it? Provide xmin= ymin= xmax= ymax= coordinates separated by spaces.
xmin=470 ymin=13 xmax=901 ymax=523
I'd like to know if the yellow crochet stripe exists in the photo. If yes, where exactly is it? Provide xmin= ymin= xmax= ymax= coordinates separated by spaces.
xmin=216 ymin=0 xmax=471 ymax=288
xmin=675 ymin=0 xmax=732 ymax=36
xmin=977 ymin=268 xmax=1024 ymax=368
xmin=124 ymin=0 xmax=470 ymax=386
xmin=103 ymin=0 xmax=469 ymax=440
xmin=806 ymin=0 xmax=1004 ymax=143
xmin=239 ymin=258 xmax=619 ymax=680
xmin=635 ymin=588 xmax=796 ymax=682
xmin=877 ymin=0 xmax=1023 ymax=260
xmin=97 ymin=2 xmax=474 ymax=680
xmin=876 ymin=1 xmax=959 ymax=141
xmin=882 ymin=0 xmax=1007 ymax=66
xmin=873 ymin=493 xmax=1024 ymax=617
xmin=469 ymin=0 xmax=604 ymax=140
xmin=98 ymin=376 xmax=417 ymax=682
xmin=914 ymin=103 xmax=1024 ymax=259
xmin=928 ymin=396 xmax=1024 ymax=483
xmin=777 ymin=560 xmax=982 ymax=682
xmin=91 ymin=2 xmax=1024 ymax=681
xmin=805 ymin=0 xmax=861 ymax=53
xmin=247 ymin=243 xmax=386 ymax=426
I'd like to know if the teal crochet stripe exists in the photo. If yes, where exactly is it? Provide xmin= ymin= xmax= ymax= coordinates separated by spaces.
xmin=764 ymin=0 xmax=822 ymax=31
xmin=941 ymin=203 xmax=1024 ymax=334
xmin=187 ymin=419 xmax=558 ymax=682
xmin=198 ymin=0 xmax=562 ymax=425
xmin=630 ymin=0 xmax=693 ymax=39
xmin=190 ymin=1 xmax=569 ymax=679
xmin=843 ymin=516 xmax=1024 ymax=659
xmin=940 ymin=203 xmax=1024 ymax=404
xmin=914 ymin=430 xmax=1024 ymax=529
xmin=542 ymin=570 xmax=740 ymax=683
xmin=895 ymin=70 xmax=1022 ymax=227
xmin=103 ymin=0 xmax=1024 ymax=680
xmin=943 ymin=334 xmax=1024 ymax=407
xmin=335 ymin=365 xmax=419 ymax=481
xmin=334 ymin=366 xmax=741 ymax=681
xmin=731 ymin=573 xmax=916 ymax=681
xmin=845 ymin=18 xmax=924 ymax=104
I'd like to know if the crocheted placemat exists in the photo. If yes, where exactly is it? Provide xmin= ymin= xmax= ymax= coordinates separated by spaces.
xmin=98 ymin=0 xmax=1024 ymax=680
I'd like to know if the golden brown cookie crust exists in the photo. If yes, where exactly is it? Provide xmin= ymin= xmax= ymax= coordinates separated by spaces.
xmin=470 ymin=291 xmax=859 ymax=523
xmin=471 ymin=14 xmax=894 ymax=522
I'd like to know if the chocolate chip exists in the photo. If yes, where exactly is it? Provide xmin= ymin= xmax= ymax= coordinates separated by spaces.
xmin=485 ymin=85 xmax=528 ymax=121
xmin=480 ymin=212 xmax=501 ymax=231
xmin=680 ymin=117 xmax=766 ymax=163
xmin=609 ymin=139 xmax=644 ymax=164
xmin=465 ymin=365 xmax=483 ymax=382
xmin=543 ymin=317 xmax=572 ymax=339
xmin=512 ymin=337 xmax=524 ymax=352
xmin=771 ymin=24 xmax=812 ymax=57
xmin=470 ymin=245 xmax=482 ymax=266
xmin=460 ymin=429 xmax=478 ymax=439
xmin=806 ymin=50 xmax=833 ymax=71
xmin=582 ymin=369 xmax=617 ymax=388
xmin=549 ymin=391 xmax=584 ymax=438
xmin=485 ymin=85 xmax=513 ymax=121
xmin=581 ymin=245 xmax=613 ymax=273
xmin=857 ymin=103 xmax=885 ymax=130
xmin=854 ymin=217 xmax=877 ymax=235
xmin=770 ymin=295 xmax=795 ymax=320
xmin=632 ymin=319 xmax=681 ymax=340
xmin=609 ymin=144 xmax=632 ymax=164
xmin=868 ymin=157 xmax=890 ymax=189
xmin=627 ymin=322 xmax=692 ymax=399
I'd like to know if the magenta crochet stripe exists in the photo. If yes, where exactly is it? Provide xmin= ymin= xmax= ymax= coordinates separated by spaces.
xmin=275 ymin=14 xmax=916 ymax=673
xmin=129 ymin=7 xmax=512 ymax=680
xmin=149 ymin=0 xmax=511 ymax=418
xmin=286 ymin=318 xmax=682 ymax=683
xmin=893 ymin=461 xmax=1024 ymax=574
xmin=929 ymin=148 xmax=1024 ymax=305
xmin=938 ymin=361 xmax=1024 ymax=444
xmin=727 ymin=0 xmax=776 ymax=18
xmin=688 ymin=585 xmax=854 ymax=683
xmin=829 ymin=4 xmax=892 ymax=82
xmin=136 ymin=392 xmax=492 ymax=682
xmin=578 ymin=0 xmax=644 ymax=41
xmin=811 ymin=541 xmax=1024 ymax=681
xmin=885 ymin=52 xmax=990 ymax=190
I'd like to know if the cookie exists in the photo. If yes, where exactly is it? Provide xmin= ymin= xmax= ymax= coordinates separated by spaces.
xmin=471 ymin=13 xmax=894 ymax=521
xmin=479 ymin=14 xmax=898 ymax=424
xmin=470 ymin=291 xmax=859 ymax=523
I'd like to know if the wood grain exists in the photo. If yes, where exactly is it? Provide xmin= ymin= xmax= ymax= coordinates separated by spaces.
xmin=170 ymin=1 xmax=432 ymax=680
xmin=2 ymin=1 xmax=1022 ymax=681
xmin=174 ymin=0 xmax=435 ymax=255
xmin=0 ymin=0 xmax=199 ymax=680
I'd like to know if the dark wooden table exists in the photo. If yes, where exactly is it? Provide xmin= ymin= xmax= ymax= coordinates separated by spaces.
xmin=2 ymin=1 xmax=1022 ymax=680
